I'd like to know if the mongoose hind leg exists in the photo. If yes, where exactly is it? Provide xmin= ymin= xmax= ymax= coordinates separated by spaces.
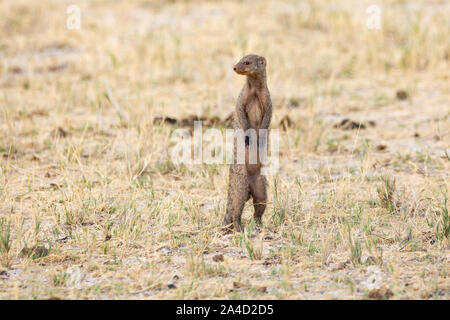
xmin=223 ymin=191 xmax=234 ymax=231
xmin=250 ymin=174 xmax=267 ymax=226
xmin=224 ymin=164 xmax=249 ymax=232
xmin=223 ymin=166 xmax=235 ymax=229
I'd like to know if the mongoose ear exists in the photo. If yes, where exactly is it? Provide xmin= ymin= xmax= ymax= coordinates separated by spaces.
xmin=258 ymin=57 xmax=266 ymax=67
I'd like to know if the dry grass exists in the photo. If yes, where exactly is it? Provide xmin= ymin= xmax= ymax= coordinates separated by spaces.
xmin=0 ymin=0 xmax=449 ymax=299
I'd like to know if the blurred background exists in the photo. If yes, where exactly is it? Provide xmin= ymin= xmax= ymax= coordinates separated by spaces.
xmin=1 ymin=0 xmax=449 ymax=119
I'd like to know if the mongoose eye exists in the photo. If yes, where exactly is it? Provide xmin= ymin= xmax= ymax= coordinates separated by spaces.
xmin=244 ymin=61 xmax=251 ymax=65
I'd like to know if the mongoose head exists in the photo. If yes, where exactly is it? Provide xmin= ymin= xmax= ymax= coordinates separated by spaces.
xmin=233 ymin=54 xmax=266 ymax=76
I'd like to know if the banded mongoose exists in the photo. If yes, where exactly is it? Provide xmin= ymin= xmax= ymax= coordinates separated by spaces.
xmin=223 ymin=54 xmax=272 ymax=232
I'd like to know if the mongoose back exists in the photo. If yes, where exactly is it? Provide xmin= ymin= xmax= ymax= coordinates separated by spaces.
xmin=223 ymin=54 xmax=272 ymax=232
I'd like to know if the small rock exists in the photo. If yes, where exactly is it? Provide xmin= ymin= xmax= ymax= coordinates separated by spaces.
xmin=257 ymin=286 xmax=267 ymax=293
xmin=47 ymin=63 xmax=68 ymax=72
xmin=396 ymin=90 xmax=409 ymax=100
xmin=167 ymin=283 xmax=177 ymax=289
xmin=288 ymin=97 xmax=302 ymax=108
xmin=368 ymin=286 xmax=393 ymax=299
xmin=376 ymin=145 xmax=387 ymax=151
xmin=213 ymin=254 xmax=224 ymax=262
xmin=153 ymin=116 xmax=178 ymax=125
xmin=334 ymin=119 xmax=366 ymax=130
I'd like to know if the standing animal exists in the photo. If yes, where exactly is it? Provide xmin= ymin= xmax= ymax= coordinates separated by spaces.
xmin=223 ymin=54 xmax=272 ymax=232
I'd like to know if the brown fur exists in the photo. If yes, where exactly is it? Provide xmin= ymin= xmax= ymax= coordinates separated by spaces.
xmin=223 ymin=54 xmax=272 ymax=232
